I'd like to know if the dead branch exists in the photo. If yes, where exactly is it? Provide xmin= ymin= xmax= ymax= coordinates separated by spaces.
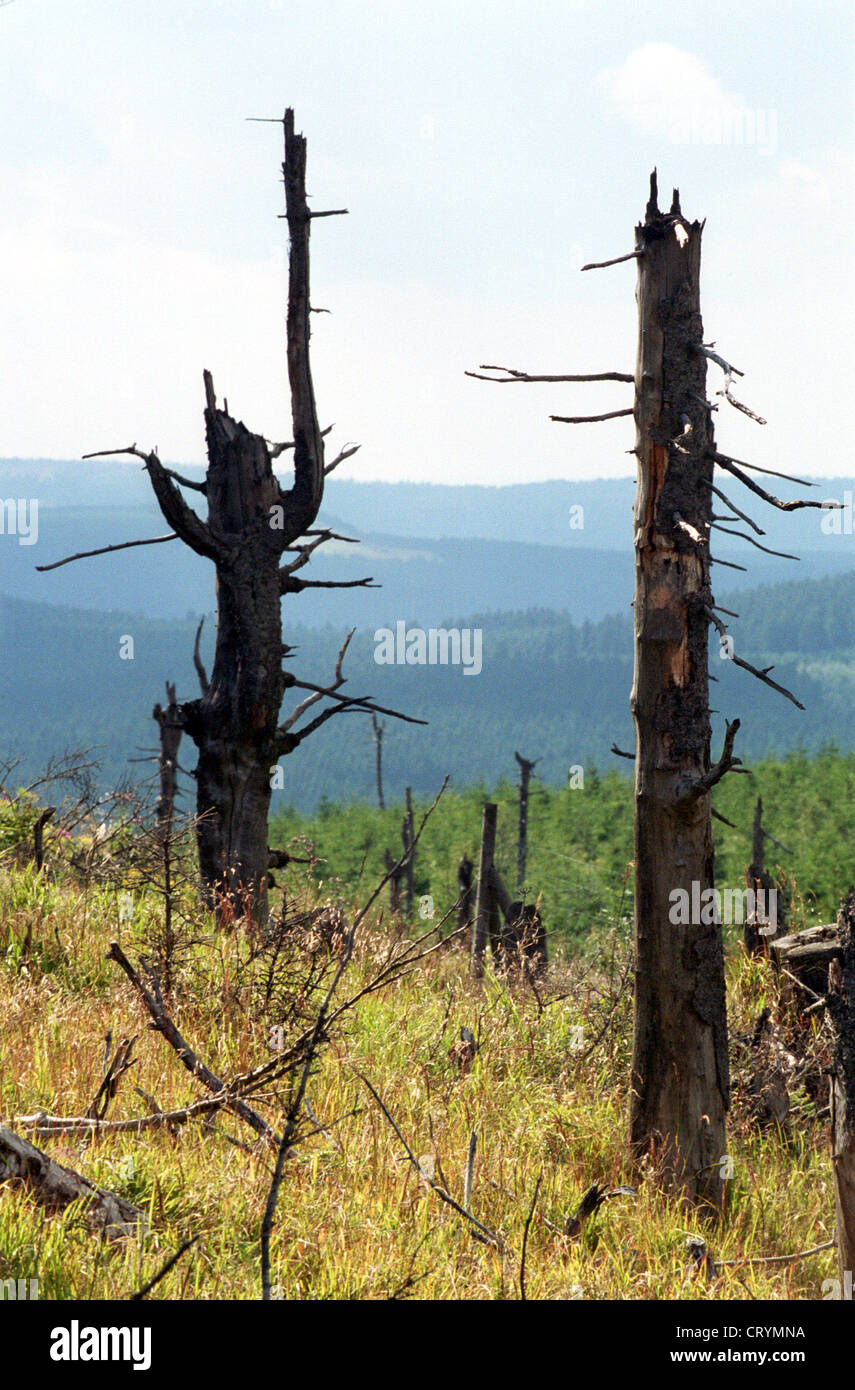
xmin=581 ymin=250 xmax=643 ymax=271
xmin=611 ymin=744 xmax=635 ymax=761
xmin=86 ymin=1035 xmax=138 ymax=1121
xmin=710 ymin=554 xmax=747 ymax=571
xmin=704 ymin=606 xmax=806 ymax=709
xmin=324 ymin=442 xmax=360 ymax=476
xmin=712 ymin=452 xmax=830 ymax=511
xmin=261 ymin=938 xmax=354 ymax=1300
xmin=35 ymin=534 xmax=178 ymax=572
xmin=709 ymin=483 xmax=765 ymax=535
xmin=280 ymin=571 xmax=377 ymax=593
xmin=519 ymin=1171 xmax=542 ymax=1301
xmin=163 ymin=467 xmax=207 ymax=494
xmin=466 ymin=364 xmax=633 ymax=384
xmin=278 ymin=629 xmax=356 ymax=735
xmin=712 ymin=451 xmax=816 ymax=487
xmin=268 ymin=424 xmax=333 ymax=459
xmin=714 ymin=1239 xmax=834 ymax=1269
xmin=684 ymin=718 xmax=743 ymax=797
xmin=551 ymin=408 xmax=634 ymax=424
xmin=15 ymin=1093 xmax=240 ymax=1139
xmin=709 ymin=523 xmax=799 ymax=561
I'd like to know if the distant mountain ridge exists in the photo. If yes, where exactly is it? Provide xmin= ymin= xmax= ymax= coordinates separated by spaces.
xmin=4 ymin=568 xmax=855 ymax=812
xmin=3 ymin=462 xmax=855 ymax=625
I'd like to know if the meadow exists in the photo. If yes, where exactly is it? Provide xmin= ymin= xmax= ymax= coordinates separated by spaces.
xmin=0 ymin=748 xmax=849 ymax=1300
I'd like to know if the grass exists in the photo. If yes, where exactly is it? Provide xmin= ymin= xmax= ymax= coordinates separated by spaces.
xmin=0 ymin=854 xmax=841 ymax=1302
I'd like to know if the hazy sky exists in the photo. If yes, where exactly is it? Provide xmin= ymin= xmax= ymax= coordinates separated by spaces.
xmin=2 ymin=0 xmax=853 ymax=483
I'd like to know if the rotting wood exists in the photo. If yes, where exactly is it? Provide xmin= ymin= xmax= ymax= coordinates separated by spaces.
xmin=0 ymin=1123 xmax=145 ymax=1239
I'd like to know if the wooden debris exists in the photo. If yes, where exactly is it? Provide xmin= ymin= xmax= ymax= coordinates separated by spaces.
xmin=0 ymin=1123 xmax=145 ymax=1240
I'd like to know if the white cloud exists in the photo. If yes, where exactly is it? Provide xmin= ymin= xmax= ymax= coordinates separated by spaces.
xmin=598 ymin=43 xmax=778 ymax=156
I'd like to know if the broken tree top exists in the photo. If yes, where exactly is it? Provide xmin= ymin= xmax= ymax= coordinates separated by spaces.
xmin=640 ymin=168 xmax=702 ymax=237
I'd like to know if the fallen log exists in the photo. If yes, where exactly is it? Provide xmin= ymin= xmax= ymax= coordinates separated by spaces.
xmin=0 ymin=1122 xmax=146 ymax=1239
xmin=771 ymin=923 xmax=840 ymax=1000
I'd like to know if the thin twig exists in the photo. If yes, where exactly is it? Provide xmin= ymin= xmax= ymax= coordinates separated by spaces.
xmin=519 ymin=1172 xmax=542 ymax=1301
xmin=355 ymin=1071 xmax=503 ymax=1249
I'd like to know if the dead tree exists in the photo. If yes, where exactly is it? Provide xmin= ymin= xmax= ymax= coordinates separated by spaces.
xmin=470 ymin=802 xmax=546 ymax=976
xmin=514 ymin=750 xmax=539 ymax=894
xmin=457 ymin=854 xmax=474 ymax=942
xmin=372 ymin=714 xmax=386 ymax=811
xmin=40 ymin=109 xmax=420 ymax=921
xmin=152 ymin=680 xmax=184 ymax=827
xmin=469 ymin=169 xmax=824 ymax=1205
xmin=745 ymin=795 xmax=787 ymax=954
xmin=826 ymin=891 xmax=855 ymax=1289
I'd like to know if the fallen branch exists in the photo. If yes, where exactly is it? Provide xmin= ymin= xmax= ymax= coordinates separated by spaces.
xmin=355 ymin=1070 xmax=503 ymax=1249
xmin=106 ymin=942 xmax=277 ymax=1146
xmin=714 ymin=1238 xmax=834 ymax=1269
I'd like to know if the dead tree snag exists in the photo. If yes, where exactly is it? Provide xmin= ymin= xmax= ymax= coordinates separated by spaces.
xmin=44 ymin=109 xmax=420 ymax=922
xmin=625 ymin=176 xmax=731 ymax=1205
xmin=468 ymin=171 xmax=826 ymax=1202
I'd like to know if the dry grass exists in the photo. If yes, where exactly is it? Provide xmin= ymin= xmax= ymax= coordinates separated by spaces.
xmin=0 ymin=863 xmax=839 ymax=1301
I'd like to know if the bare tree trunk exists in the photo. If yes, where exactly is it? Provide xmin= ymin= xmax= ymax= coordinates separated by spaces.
xmin=514 ymin=751 xmax=538 ymax=893
xmin=372 ymin=715 xmax=385 ymax=811
xmin=471 ymin=802 xmax=497 ymax=979
xmin=827 ymin=891 xmax=855 ymax=1287
xmin=629 ymin=173 xmax=729 ymax=1207
xmin=403 ymin=787 xmax=415 ymax=917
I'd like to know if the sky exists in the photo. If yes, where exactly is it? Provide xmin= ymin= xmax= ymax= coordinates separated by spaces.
xmin=2 ymin=0 xmax=853 ymax=484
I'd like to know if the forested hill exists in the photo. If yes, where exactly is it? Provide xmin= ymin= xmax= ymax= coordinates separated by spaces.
xmin=4 ymin=567 xmax=855 ymax=811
